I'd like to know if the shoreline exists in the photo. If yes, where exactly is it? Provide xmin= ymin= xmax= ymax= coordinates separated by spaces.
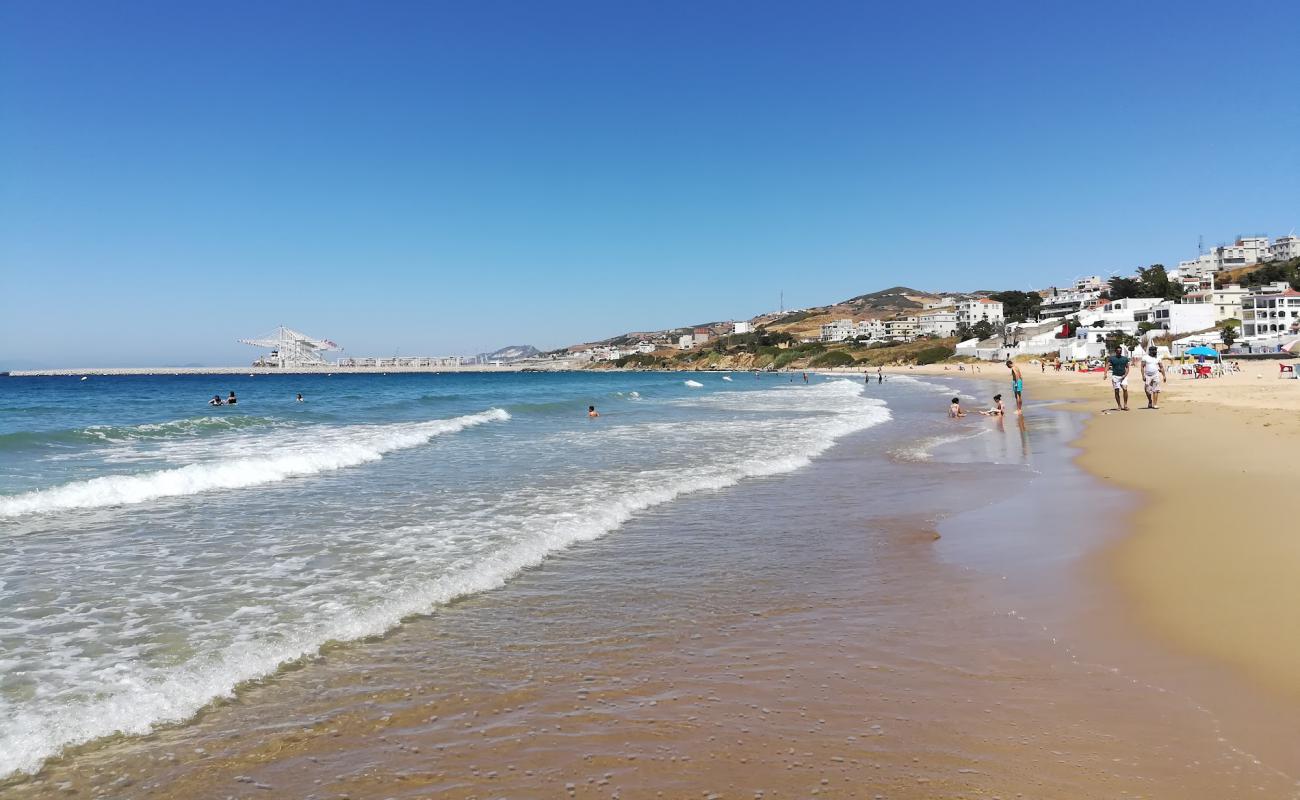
xmin=5 ymin=369 xmax=1299 ymax=795
xmin=912 ymin=360 xmax=1300 ymax=701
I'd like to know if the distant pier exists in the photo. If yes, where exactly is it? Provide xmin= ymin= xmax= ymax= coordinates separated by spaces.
xmin=7 ymin=363 xmax=582 ymax=377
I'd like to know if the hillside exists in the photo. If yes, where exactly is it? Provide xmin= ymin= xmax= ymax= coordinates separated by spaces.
xmin=566 ymin=284 xmax=971 ymax=355
xmin=753 ymin=286 xmax=957 ymax=341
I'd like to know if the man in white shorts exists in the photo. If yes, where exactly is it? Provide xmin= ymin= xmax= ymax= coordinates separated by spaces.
xmin=1104 ymin=346 xmax=1131 ymax=411
xmin=1141 ymin=346 xmax=1166 ymax=409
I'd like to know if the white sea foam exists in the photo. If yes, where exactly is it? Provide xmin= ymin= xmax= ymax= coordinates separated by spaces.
xmin=890 ymin=427 xmax=993 ymax=462
xmin=886 ymin=374 xmax=961 ymax=394
xmin=722 ymin=375 xmax=733 ymax=381
xmin=0 ymin=409 xmax=509 ymax=518
xmin=0 ymin=381 xmax=886 ymax=779
xmin=684 ymin=379 xmax=704 ymax=388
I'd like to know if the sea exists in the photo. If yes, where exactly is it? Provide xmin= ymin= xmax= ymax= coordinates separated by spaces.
xmin=3 ymin=370 xmax=1292 ymax=798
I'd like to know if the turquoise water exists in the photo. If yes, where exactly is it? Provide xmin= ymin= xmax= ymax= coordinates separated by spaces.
xmin=1 ymin=370 xmax=938 ymax=776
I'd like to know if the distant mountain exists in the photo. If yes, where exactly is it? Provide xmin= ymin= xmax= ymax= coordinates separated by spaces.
xmin=475 ymin=344 xmax=541 ymax=363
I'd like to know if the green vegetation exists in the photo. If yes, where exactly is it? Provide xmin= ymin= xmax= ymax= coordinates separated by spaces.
xmin=1219 ymin=318 xmax=1241 ymax=348
xmin=809 ymin=350 xmax=856 ymax=368
xmin=614 ymin=353 xmax=661 ymax=368
xmin=988 ymin=290 xmax=1043 ymax=323
xmin=1104 ymin=330 xmax=1139 ymax=352
xmin=912 ymin=346 xmax=955 ymax=365
xmin=1233 ymin=256 xmax=1300 ymax=291
xmin=1107 ymin=264 xmax=1184 ymax=301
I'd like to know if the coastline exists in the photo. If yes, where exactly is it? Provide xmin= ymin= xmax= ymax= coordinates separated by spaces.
xmin=8 ymin=379 xmax=1296 ymax=798
xmin=912 ymin=360 xmax=1300 ymax=704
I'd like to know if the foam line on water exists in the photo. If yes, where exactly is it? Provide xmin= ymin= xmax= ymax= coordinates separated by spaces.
xmin=0 ymin=409 xmax=509 ymax=519
xmin=0 ymin=383 xmax=887 ymax=778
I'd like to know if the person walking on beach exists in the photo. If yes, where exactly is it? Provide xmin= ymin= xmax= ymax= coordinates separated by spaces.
xmin=1141 ymin=347 xmax=1166 ymax=409
xmin=1105 ymin=346 xmax=1131 ymax=411
xmin=1006 ymin=359 xmax=1024 ymax=414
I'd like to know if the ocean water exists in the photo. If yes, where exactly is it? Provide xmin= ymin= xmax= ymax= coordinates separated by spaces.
xmin=0 ymin=370 xmax=931 ymax=778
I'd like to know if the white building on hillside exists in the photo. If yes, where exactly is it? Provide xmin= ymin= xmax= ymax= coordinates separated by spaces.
xmin=1241 ymin=284 xmax=1300 ymax=339
xmin=917 ymin=309 xmax=958 ymax=337
xmin=1037 ymin=289 xmax=1101 ymax=321
xmin=884 ymin=317 xmax=918 ymax=341
xmin=1182 ymin=284 xmax=1247 ymax=322
xmin=1220 ymin=236 xmax=1271 ymax=267
xmin=1270 ymin=235 xmax=1300 ymax=261
xmin=731 ymin=321 xmax=752 ymax=335
xmin=1077 ymin=297 xmax=1163 ymax=335
xmin=856 ymin=319 xmax=888 ymax=340
xmin=1132 ymin=301 xmax=1216 ymax=335
xmin=956 ymin=298 xmax=1004 ymax=328
xmin=1177 ymin=233 xmax=1298 ymax=277
xmin=1074 ymin=275 xmax=1104 ymax=292
xmin=820 ymin=319 xmax=857 ymax=342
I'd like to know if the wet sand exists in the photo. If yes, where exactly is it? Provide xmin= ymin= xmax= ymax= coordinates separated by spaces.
xmin=7 ymin=387 xmax=1299 ymax=799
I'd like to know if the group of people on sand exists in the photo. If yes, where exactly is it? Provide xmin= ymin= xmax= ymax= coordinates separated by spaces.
xmin=949 ymin=358 xmax=1026 ymax=419
xmin=1103 ymin=345 xmax=1166 ymax=411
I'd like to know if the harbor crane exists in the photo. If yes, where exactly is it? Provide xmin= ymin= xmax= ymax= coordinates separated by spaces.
xmin=238 ymin=326 xmax=341 ymax=368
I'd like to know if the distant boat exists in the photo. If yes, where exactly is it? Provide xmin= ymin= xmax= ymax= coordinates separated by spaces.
xmin=80 ymin=376 xmax=88 ymax=381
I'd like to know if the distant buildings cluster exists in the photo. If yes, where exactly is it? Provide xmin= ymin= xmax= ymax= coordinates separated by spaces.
xmin=1176 ymin=235 xmax=1300 ymax=280
xmin=818 ymin=298 xmax=1005 ymax=344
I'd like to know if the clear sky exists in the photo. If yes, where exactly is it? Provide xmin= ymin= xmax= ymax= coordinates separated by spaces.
xmin=2 ymin=0 xmax=1297 ymax=367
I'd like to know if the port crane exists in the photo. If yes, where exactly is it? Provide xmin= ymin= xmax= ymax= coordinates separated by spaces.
xmin=238 ymin=326 xmax=341 ymax=367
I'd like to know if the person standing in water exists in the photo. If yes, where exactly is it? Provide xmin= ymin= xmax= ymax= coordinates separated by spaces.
xmin=209 ymin=394 xmax=223 ymax=406
xmin=296 ymin=393 xmax=304 ymax=402
xmin=587 ymin=405 xmax=599 ymax=418
xmin=802 ymin=372 xmax=809 ymax=384
xmin=226 ymin=391 xmax=237 ymax=405
xmin=877 ymin=366 xmax=883 ymax=384
xmin=1006 ymin=358 xmax=1024 ymax=414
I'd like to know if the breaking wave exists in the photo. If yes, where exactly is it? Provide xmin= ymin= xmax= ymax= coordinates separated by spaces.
xmin=0 ymin=409 xmax=509 ymax=518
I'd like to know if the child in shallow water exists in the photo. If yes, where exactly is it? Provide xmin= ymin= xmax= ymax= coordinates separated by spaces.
xmin=949 ymin=397 xmax=966 ymax=418
xmin=981 ymin=394 xmax=1004 ymax=416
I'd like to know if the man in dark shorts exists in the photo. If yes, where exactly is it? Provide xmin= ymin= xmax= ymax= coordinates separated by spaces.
xmin=1104 ymin=346 xmax=1131 ymax=410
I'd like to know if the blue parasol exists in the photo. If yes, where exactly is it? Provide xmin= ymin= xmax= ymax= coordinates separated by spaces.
xmin=1185 ymin=346 xmax=1220 ymax=357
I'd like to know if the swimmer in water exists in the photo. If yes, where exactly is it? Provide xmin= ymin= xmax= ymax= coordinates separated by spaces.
xmin=588 ymin=405 xmax=599 ymax=418
xmin=296 ymin=393 xmax=304 ymax=402
xmin=210 ymin=394 xmax=223 ymax=406
xmin=226 ymin=391 xmax=237 ymax=405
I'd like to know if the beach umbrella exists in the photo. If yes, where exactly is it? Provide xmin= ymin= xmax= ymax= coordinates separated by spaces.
xmin=1185 ymin=346 xmax=1219 ymax=357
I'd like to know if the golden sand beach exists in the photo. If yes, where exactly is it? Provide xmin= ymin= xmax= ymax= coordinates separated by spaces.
xmin=920 ymin=358 xmax=1300 ymax=700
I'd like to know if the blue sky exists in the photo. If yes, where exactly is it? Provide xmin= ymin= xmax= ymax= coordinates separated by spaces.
xmin=2 ymin=0 xmax=1297 ymax=367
